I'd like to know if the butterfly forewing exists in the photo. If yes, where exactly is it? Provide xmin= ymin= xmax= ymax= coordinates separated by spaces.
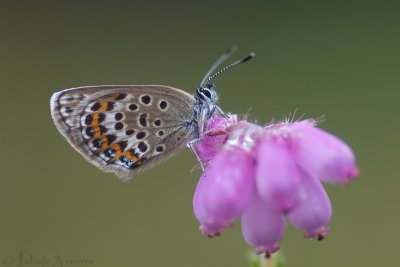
xmin=50 ymin=85 xmax=197 ymax=179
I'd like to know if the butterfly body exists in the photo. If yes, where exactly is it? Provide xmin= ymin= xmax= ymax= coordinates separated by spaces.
xmin=50 ymin=48 xmax=254 ymax=179
xmin=50 ymin=85 xmax=219 ymax=179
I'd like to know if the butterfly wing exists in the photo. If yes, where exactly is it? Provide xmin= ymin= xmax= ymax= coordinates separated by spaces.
xmin=50 ymin=85 xmax=197 ymax=180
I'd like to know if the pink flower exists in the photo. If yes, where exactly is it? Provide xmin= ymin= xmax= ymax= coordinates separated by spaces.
xmin=241 ymin=194 xmax=286 ymax=256
xmin=255 ymin=135 xmax=302 ymax=212
xmin=290 ymin=121 xmax=359 ymax=185
xmin=287 ymin=174 xmax=332 ymax=239
xmin=192 ymin=116 xmax=359 ymax=256
xmin=193 ymin=147 xmax=255 ymax=236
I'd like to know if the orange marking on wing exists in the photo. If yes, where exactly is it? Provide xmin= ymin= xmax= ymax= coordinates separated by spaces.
xmin=100 ymin=135 xmax=108 ymax=150
xmin=109 ymin=143 xmax=122 ymax=159
xmin=124 ymin=152 xmax=138 ymax=163
xmin=92 ymin=125 xmax=101 ymax=138
xmin=92 ymin=113 xmax=100 ymax=125
xmin=90 ymin=113 xmax=102 ymax=138
xmin=98 ymin=101 xmax=108 ymax=112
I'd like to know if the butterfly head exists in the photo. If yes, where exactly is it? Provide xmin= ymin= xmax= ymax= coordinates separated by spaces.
xmin=196 ymin=83 xmax=218 ymax=105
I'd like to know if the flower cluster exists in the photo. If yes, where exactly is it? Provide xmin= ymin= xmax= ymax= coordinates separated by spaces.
xmin=192 ymin=115 xmax=359 ymax=256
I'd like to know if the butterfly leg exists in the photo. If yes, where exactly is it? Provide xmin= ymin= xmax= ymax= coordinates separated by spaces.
xmin=187 ymin=139 xmax=206 ymax=171
xmin=214 ymin=105 xmax=229 ymax=119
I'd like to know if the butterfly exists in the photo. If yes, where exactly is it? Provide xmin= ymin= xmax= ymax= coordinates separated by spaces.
xmin=50 ymin=47 xmax=254 ymax=179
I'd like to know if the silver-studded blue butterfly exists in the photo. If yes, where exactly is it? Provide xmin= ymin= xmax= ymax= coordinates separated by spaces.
xmin=50 ymin=47 xmax=254 ymax=179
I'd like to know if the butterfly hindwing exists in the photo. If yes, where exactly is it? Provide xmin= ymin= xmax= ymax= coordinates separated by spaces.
xmin=50 ymin=85 xmax=197 ymax=179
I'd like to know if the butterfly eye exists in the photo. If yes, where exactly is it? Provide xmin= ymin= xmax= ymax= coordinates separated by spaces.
xmin=197 ymin=87 xmax=212 ymax=100
xmin=203 ymin=88 xmax=212 ymax=99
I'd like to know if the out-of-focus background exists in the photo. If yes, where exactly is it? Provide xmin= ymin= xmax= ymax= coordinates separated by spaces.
xmin=0 ymin=1 xmax=398 ymax=266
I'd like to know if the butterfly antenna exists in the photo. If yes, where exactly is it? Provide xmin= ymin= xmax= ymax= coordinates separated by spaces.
xmin=200 ymin=46 xmax=238 ymax=86
xmin=202 ymin=52 xmax=255 ymax=86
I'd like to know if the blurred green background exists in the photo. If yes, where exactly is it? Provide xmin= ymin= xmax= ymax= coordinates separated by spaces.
xmin=0 ymin=1 xmax=398 ymax=266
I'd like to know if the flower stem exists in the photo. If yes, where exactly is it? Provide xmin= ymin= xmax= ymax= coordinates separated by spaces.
xmin=248 ymin=250 xmax=285 ymax=267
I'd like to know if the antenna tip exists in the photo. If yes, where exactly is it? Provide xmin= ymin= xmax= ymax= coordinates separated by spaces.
xmin=241 ymin=52 xmax=256 ymax=63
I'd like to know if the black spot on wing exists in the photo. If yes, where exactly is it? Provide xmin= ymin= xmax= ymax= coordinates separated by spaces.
xmin=92 ymin=138 xmax=103 ymax=148
xmin=115 ymin=113 xmax=123 ymax=121
xmin=141 ymin=95 xmax=151 ymax=105
xmin=86 ymin=127 xmax=94 ymax=137
xmin=85 ymin=114 xmax=93 ymax=125
xmin=129 ymin=104 xmax=138 ymax=111
xmin=106 ymin=102 xmax=115 ymax=111
xmin=138 ymin=142 xmax=148 ymax=152
xmin=115 ymin=93 xmax=127 ymax=100
xmin=136 ymin=132 xmax=146 ymax=139
xmin=126 ymin=129 xmax=135 ymax=136
xmin=114 ymin=122 xmax=124 ymax=130
xmin=159 ymin=100 xmax=168 ymax=110
xmin=154 ymin=119 xmax=161 ymax=126
xmin=106 ymin=134 xmax=117 ymax=144
xmin=91 ymin=102 xmax=101 ymax=111
xmin=139 ymin=114 xmax=147 ymax=127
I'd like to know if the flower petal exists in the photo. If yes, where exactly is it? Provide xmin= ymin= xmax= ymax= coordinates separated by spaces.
xmin=291 ymin=122 xmax=359 ymax=184
xmin=287 ymin=174 xmax=332 ymax=239
xmin=241 ymin=194 xmax=286 ymax=255
xmin=193 ymin=147 xmax=255 ymax=236
xmin=193 ymin=174 xmax=226 ymax=236
xmin=255 ymin=136 xmax=302 ymax=211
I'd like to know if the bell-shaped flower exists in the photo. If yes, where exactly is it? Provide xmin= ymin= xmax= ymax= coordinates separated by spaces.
xmin=290 ymin=121 xmax=359 ymax=184
xmin=287 ymin=174 xmax=332 ymax=239
xmin=255 ymin=135 xmax=302 ymax=212
xmin=192 ymin=115 xmax=359 ymax=255
xmin=193 ymin=146 xmax=255 ymax=236
xmin=241 ymin=194 xmax=286 ymax=256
